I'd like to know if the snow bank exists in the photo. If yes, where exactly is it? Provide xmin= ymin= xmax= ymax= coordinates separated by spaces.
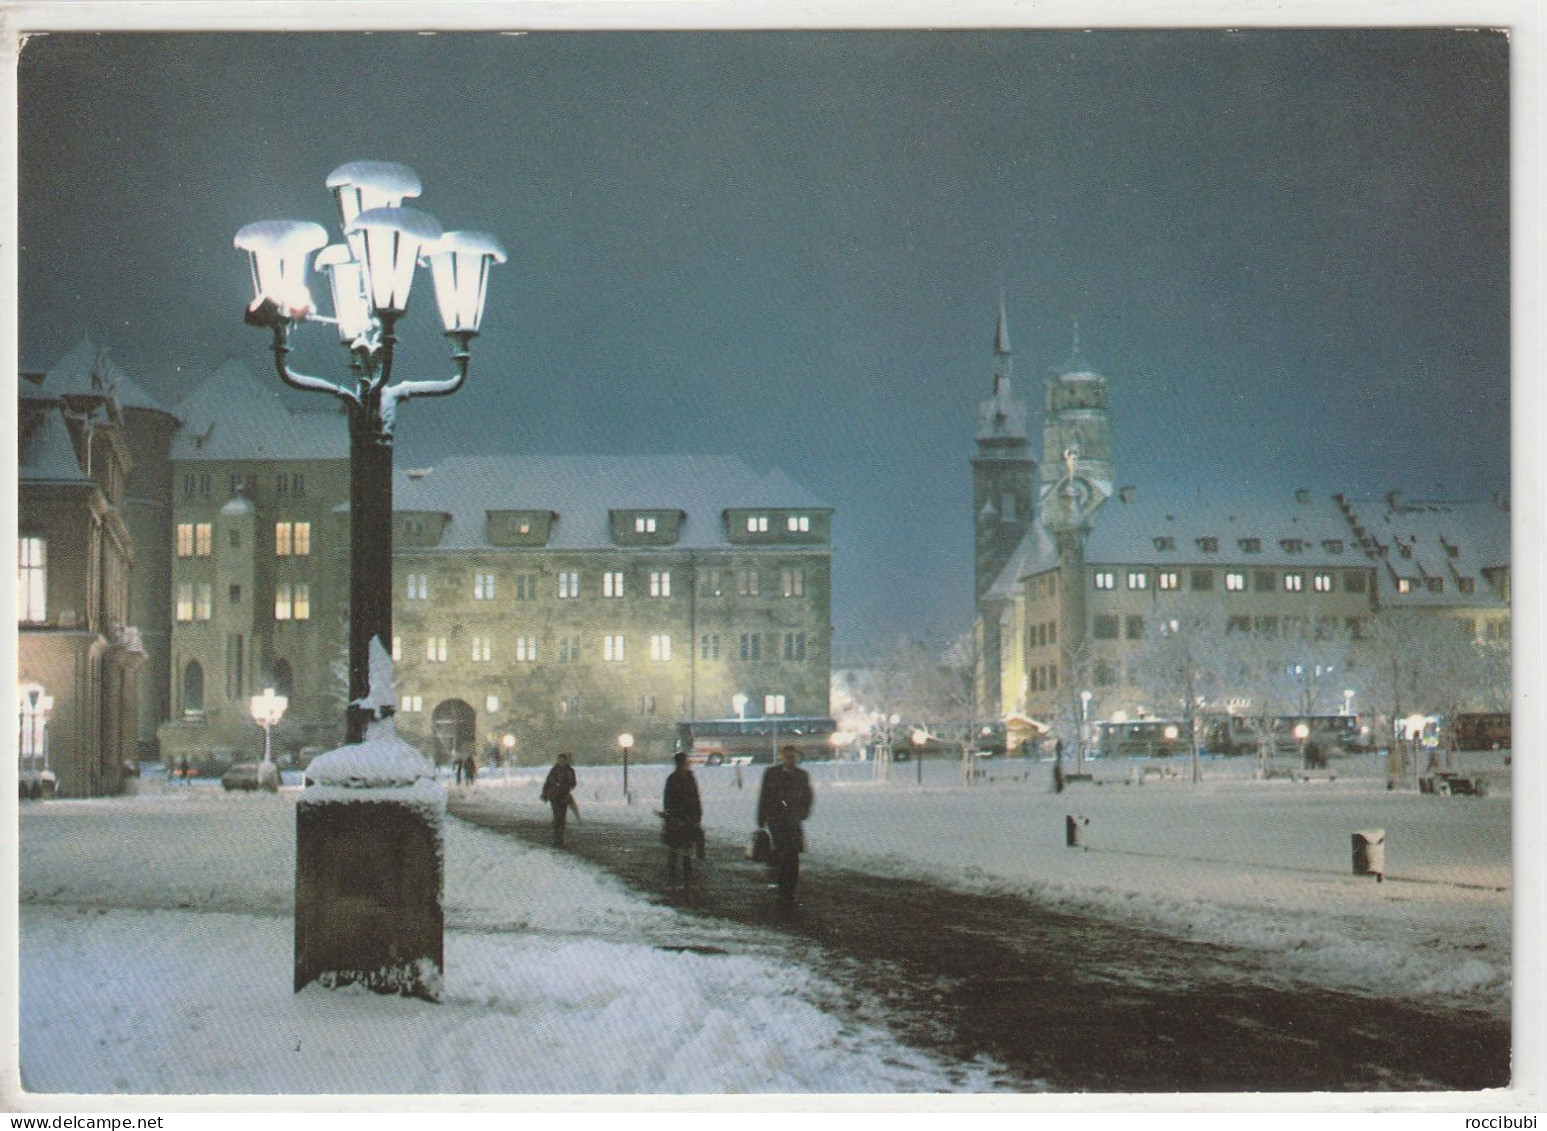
xmin=17 ymin=791 xmax=1011 ymax=1095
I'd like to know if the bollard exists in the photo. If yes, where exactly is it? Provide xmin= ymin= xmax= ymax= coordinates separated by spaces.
xmin=1352 ymin=828 xmax=1386 ymax=882
xmin=1065 ymin=814 xmax=1089 ymax=849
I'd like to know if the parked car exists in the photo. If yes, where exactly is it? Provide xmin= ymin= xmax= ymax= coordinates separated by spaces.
xmin=221 ymin=761 xmax=280 ymax=792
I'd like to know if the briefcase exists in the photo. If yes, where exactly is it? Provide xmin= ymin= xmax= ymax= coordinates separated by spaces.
xmin=747 ymin=828 xmax=772 ymax=864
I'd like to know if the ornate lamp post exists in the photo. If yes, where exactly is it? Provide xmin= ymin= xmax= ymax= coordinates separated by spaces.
xmin=250 ymin=686 xmax=289 ymax=766
xmin=236 ymin=162 xmax=506 ymax=744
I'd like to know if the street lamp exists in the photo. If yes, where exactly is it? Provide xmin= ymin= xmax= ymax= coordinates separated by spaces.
xmin=251 ymin=687 xmax=289 ymax=767
xmin=236 ymin=162 xmax=506 ymax=744
xmin=1079 ymin=690 xmax=1093 ymax=773
xmin=618 ymin=732 xmax=634 ymax=803
xmin=761 ymin=693 xmax=785 ymax=764
xmin=18 ymin=686 xmax=54 ymax=777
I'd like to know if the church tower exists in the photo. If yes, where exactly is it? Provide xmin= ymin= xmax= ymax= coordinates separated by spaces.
xmin=971 ymin=301 xmax=1036 ymax=712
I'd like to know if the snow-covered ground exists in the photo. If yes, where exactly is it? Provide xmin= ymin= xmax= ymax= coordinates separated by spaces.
xmin=14 ymin=750 xmax=1518 ymax=1100
xmin=483 ymin=750 xmax=1514 ymax=1015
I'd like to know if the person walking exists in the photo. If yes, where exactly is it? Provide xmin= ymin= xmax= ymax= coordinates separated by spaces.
xmin=540 ymin=753 xmax=578 ymax=847
xmin=661 ymin=751 xmax=704 ymax=889
xmin=464 ymin=754 xmax=478 ymax=786
xmin=757 ymin=744 xmax=814 ymax=908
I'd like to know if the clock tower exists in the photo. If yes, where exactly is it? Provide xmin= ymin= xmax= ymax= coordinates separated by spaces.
xmin=1040 ymin=327 xmax=1113 ymax=532
xmin=972 ymin=301 xmax=1036 ymax=712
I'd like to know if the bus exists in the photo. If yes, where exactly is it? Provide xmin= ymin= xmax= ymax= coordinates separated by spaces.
xmin=1198 ymin=713 xmax=1373 ymax=756
xmin=674 ymin=717 xmax=838 ymax=766
xmin=1452 ymin=712 xmax=1511 ymax=751
xmin=1096 ymin=719 xmax=1194 ymax=759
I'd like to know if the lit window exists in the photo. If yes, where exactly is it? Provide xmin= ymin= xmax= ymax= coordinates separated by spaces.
xmin=18 ymin=536 xmax=46 ymax=623
xmin=1127 ymin=571 xmax=1148 ymax=590
xmin=474 ymin=572 xmax=496 ymax=600
xmin=471 ymin=636 xmax=492 ymax=661
xmin=392 ymin=637 xmax=402 ymax=661
xmin=764 ymin=694 xmax=786 ymax=715
xmin=1313 ymin=573 xmax=1334 ymax=593
xmin=406 ymin=574 xmax=429 ymax=600
xmin=604 ymin=634 xmax=626 ymax=662
xmin=195 ymin=523 xmax=212 ymax=556
xmin=650 ymin=571 xmax=671 ymax=597
xmin=650 ymin=634 xmax=672 ymax=661
xmin=293 ymin=582 xmax=310 ymax=620
xmin=1225 ymin=572 xmax=1247 ymax=592
xmin=1283 ymin=573 xmax=1304 ymax=592
xmin=747 ymin=515 xmax=769 ymax=533
xmin=427 ymin=636 xmax=448 ymax=662
xmin=787 ymin=515 xmax=810 ymax=533
xmin=275 ymin=585 xmax=292 ymax=620
xmin=516 ymin=636 xmax=538 ymax=662
xmin=782 ymin=568 xmax=806 ymax=597
xmin=1158 ymin=571 xmax=1179 ymax=591
xmin=176 ymin=582 xmax=194 ymax=622
xmin=275 ymin=523 xmax=292 ymax=556
xmin=634 ymin=516 xmax=657 ymax=534
xmin=176 ymin=524 xmax=194 ymax=557
xmin=486 ymin=695 xmax=500 ymax=714
xmin=1093 ymin=571 xmax=1116 ymax=590
xmin=293 ymin=523 xmax=310 ymax=556
xmin=604 ymin=571 xmax=625 ymax=598
xmin=558 ymin=571 xmax=580 ymax=599
xmin=399 ymin=695 xmax=423 ymax=713
xmin=1397 ymin=578 xmax=1412 ymax=594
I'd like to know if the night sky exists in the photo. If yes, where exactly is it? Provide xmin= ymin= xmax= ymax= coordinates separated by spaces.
xmin=16 ymin=29 xmax=1511 ymax=657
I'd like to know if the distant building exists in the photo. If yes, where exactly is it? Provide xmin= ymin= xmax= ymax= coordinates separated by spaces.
xmin=18 ymin=353 xmax=145 ymax=796
xmin=388 ymin=455 xmax=833 ymax=763
xmin=971 ymin=312 xmax=1511 ymax=737
xmin=37 ymin=349 xmax=838 ymax=771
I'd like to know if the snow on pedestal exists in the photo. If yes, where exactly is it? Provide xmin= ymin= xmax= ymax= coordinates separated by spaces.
xmin=295 ymin=641 xmax=446 ymax=1001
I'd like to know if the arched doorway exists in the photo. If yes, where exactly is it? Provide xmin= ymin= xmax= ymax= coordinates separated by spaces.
xmin=183 ymin=661 xmax=204 ymax=715
xmin=430 ymin=699 xmax=477 ymax=766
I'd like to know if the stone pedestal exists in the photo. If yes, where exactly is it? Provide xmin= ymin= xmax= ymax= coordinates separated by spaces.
xmin=294 ymin=714 xmax=445 ymax=1001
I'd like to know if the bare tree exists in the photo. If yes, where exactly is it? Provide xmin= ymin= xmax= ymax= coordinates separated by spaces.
xmin=1129 ymin=597 xmax=1226 ymax=783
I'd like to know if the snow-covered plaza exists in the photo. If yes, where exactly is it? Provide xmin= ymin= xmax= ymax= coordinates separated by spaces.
xmin=15 ymin=751 xmax=1515 ymax=1097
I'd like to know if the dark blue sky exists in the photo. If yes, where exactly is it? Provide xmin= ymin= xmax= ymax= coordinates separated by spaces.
xmin=17 ymin=30 xmax=1511 ymax=655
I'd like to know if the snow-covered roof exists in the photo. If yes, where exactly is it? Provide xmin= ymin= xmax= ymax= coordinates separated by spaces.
xmin=1336 ymin=494 xmax=1510 ymax=609
xmin=35 ymin=337 xmax=171 ymax=416
xmin=1083 ymin=489 xmax=1357 ymax=569
xmin=392 ymin=454 xmax=830 ymax=552
xmin=18 ymin=407 xmax=91 ymax=485
xmin=990 ymin=524 xmax=1059 ymax=600
xmin=171 ymin=358 xmax=348 ymax=463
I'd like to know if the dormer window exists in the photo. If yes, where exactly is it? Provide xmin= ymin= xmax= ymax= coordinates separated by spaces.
xmin=747 ymin=515 xmax=769 ymax=533
xmin=1321 ymin=539 xmax=1344 ymax=555
xmin=1197 ymin=537 xmax=1219 ymax=554
xmin=1239 ymin=538 xmax=1261 ymax=554
xmin=635 ymin=516 xmax=657 ymax=534
xmin=1153 ymin=536 xmax=1175 ymax=552
xmin=787 ymin=514 xmax=811 ymax=533
xmin=1280 ymin=539 xmax=1306 ymax=554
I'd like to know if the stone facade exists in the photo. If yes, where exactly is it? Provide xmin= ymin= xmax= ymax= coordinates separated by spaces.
xmin=388 ymin=457 xmax=833 ymax=765
xmin=17 ymin=369 xmax=144 ymax=797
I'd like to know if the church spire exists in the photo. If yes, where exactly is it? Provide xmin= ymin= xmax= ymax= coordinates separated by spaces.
xmin=992 ymin=294 xmax=1013 ymax=395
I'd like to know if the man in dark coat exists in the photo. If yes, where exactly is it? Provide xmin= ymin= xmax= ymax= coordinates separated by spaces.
xmin=757 ymin=744 xmax=814 ymax=908
xmin=540 ymin=753 xmax=578 ymax=847
xmin=661 ymin=752 xmax=703 ymax=887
